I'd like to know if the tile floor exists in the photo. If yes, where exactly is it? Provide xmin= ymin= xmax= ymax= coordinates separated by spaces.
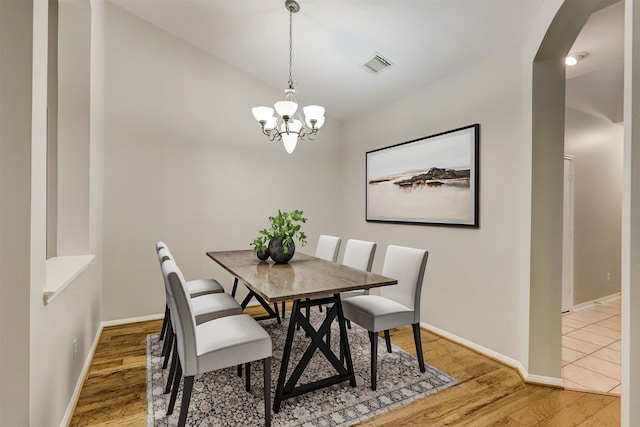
xmin=562 ymin=294 xmax=621 ymax=394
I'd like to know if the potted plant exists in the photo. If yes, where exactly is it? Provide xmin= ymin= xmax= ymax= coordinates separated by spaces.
xmin=251 ymin=209 xmax=307 ymax=263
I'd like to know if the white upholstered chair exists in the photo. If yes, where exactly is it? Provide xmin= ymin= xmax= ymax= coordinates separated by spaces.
xmin=336 ymin=239 xmax=377 ymax=331
xmin=315 ymin=234 xmax=342 ymax=262
xmin=163 ymin=259 xmax=272 ymax=427
xmin=156 ymin=243 xmax=225 ymax=342
xmin=158 ymin=249 xmax=243 ymax=396
xmin=157 ymin=246 xmax=231 ymax=367
xmin=340 ymin=239 xmax=377 ymax=297
xmin=341 ymin=245 xmax=428 ymax=390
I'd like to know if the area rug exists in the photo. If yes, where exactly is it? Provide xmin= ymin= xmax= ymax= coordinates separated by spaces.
xmin=147 ymin=311 xmax=457 ymax=426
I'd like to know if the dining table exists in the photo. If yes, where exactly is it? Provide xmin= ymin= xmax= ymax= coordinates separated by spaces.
xmin=206 ymin=249 xmax=397 ymax=412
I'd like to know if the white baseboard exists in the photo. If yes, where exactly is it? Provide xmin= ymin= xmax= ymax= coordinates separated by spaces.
xmin=421 ymin=321 xmax=563 ymax=388
xmin=101 ymin=312 xmax=164 ymax=327
xmin=60 ymin=322 xmax=104 ymax=427
xmin=527 ymin=374 xmax=564 ymax=387
xmin=571 ymin=292 xmax=621 ymax=312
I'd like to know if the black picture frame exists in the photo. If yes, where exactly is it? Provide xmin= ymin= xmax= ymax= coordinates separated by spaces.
xmin=366 ymin=124 xmax=479 ymax=227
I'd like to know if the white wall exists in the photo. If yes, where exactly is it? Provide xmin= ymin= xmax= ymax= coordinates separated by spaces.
xmin=565 ymin=107 xmax=623 ymax=304
xmin=0 ymin=1 xmax=33 ymax=424
xmin=101 ymin=2 xmax=343 ymax=320
xmin=28 ymin=1 xmax=103 ymax=425
xmin=57 ymin=0 xmax=91 ymax=256
xmin=339 ymin=45 xmax=529 ymax=362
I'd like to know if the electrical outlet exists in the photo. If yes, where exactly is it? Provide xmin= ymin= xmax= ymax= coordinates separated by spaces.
xmin=73 ymin=338 xmax=78 ymax=360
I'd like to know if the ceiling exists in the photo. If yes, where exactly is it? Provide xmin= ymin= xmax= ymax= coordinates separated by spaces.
xmin=110 ymin=0 xmax=621 ymax=121
xmin=566 ymin=0 xmax=624 ymax=124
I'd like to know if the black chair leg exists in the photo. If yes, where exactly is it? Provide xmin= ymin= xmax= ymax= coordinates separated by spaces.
xmin=167 ymin=363 xmax=182 ymax=415
xmin=368 ymin=331 xmax=378 ymax=390
xmin=245 ymin=362 xmax=251 ymax=392
xmin=346 ymin=319 xmax=351 ymax=329
xmin=384 ymin=330 xmax=392 ymax=353
xmin=165 ymin=341 xmax=178 ymax=394
xmin=161 ymin=323 xmax=173 ymax=358
xmin=237 ymin=364 xmax=242 ymax=377
xmin=281 ymin=301 xmax=286 ymax=319
xmin=177 ymin=376 xmax=194 ymax=427
xmin=160 ymin=305 xmax=169 ymax=340
xmin=162 ymin=330 xmax=174 ymax=369
xmin=412 ymin=323 xmax=426 ymax=372
xmin=264 ymin=357 xmax=271 ymax=427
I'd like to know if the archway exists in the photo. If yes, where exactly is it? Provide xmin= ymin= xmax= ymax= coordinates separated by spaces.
xmin=530 ymin=0 xmax=640 ymax=424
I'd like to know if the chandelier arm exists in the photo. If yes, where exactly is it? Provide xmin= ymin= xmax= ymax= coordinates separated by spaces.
xmin=267 ymin=129 xmax=282 ymax=142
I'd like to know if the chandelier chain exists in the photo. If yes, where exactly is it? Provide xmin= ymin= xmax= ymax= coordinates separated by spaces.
xmin=288 ymin=8 xmax=293 ymax=89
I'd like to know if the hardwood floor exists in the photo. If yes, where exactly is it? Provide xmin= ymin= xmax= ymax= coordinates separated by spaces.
xmin=70 ymin=306 xmax=620 ymax=426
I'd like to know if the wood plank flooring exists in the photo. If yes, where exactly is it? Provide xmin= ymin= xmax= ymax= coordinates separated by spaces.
xmin=70 ymin=305 xmax=620 ymax=426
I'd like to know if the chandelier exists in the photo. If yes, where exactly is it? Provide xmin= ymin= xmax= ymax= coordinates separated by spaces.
xmin=251 ymin=0 xmax=325 ymax=154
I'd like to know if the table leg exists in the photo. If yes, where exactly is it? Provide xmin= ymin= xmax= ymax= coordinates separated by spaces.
xmin=273 ymin=299 xmax=299 ymax=413
xmin=273 ymin=295 xmax=356 ymax=412
xmin=239 ymin=286 xmax=281 ymax=323
xmin=334 ymin=296 xmax=357 ymax=387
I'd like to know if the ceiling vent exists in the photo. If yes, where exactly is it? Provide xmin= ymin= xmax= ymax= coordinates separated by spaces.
xmin=362 ymin=53 xmax=393 ymax=74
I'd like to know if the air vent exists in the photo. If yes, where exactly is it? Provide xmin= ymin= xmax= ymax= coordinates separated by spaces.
xmin=362 ymin=53 xmax=393 ymax=74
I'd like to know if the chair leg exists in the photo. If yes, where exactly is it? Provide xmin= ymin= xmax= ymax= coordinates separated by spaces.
xmin=281 ymin=301 xmax=286 ymax=319
xmin=159 ymin=305 xmax=169 ymax=340
xmin=412 ymin=323 xmax=426 ymax=372
xmin=384 ymin=330 xmax=392 ymax=353
xmin=346 ymin=319 xmax=351 ymax=329
xmin=165 ymin=341 xmax=179 ymax=394
xmin=162 ymin=331 xmax=174 ymax=369
xmin=237 ymin=364 xmax=242 ymax=378
xmin=167 ymin=363 xmax=182 ymax=415
xmin=264 ymin=357 xmax=271 ymax=427
xmin=161 ymin=322 xmax=173 ymax=358
xmin=245 ymin=362 xmax=251 ymax=392
xmin=177 ymin=375 xmax=194 ymax=427
xmin=368 ymin=331 xmax=378 ymax=391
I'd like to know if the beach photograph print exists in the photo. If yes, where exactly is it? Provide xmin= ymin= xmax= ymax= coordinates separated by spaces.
xmin=366 ymin=124 xmax=479 ymax=227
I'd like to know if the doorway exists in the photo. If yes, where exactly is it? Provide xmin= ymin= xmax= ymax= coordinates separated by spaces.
xmin=562 ymin=155 xmax=574 ymax=314
xmin=559 ymin=0 xmax=624 ymax=395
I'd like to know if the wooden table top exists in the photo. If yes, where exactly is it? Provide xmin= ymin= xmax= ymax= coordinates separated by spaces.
xmin=206 ymin=250 xmax=397 ymax=303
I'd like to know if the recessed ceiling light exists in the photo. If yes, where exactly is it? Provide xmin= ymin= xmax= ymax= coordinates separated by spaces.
xmin=565 ymin=51 xmax=588 ymax=66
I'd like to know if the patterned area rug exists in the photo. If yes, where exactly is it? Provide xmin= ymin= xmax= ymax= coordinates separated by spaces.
xmin=147 ymin=311 xmax=457 ymax=426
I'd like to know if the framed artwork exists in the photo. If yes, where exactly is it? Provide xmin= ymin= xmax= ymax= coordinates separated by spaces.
xmin=366 ymin=124 xmax=479 ymax=227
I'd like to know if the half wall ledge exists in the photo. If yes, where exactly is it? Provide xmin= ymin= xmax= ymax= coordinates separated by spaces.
xmin=43 ymin=254 xmax=95 ymax=305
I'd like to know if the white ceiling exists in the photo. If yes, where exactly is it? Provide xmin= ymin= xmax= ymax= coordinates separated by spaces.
xmin=111 ymin=0 xmax=548 ymax=120
xmin=110 ymin=0 xmax=622 ymax=121
xmin=566 ymin=0 xmax=624 ymax=123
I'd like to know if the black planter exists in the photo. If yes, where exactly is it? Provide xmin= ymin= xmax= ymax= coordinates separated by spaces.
xmin=256 ymin=249 xmax=269 ymax=261
xmin=268 ymin=236 xmax=295 ymax=264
